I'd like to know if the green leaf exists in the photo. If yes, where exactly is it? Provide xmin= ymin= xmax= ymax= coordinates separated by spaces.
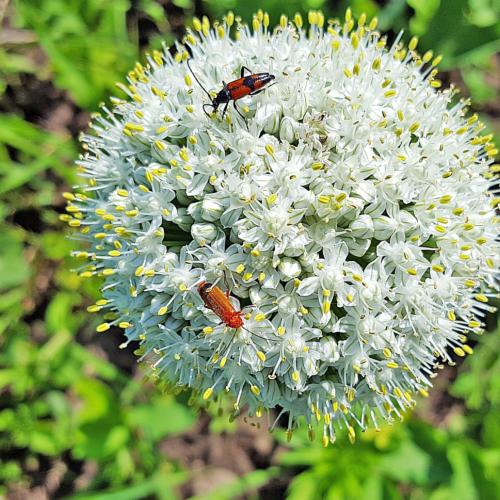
xmin=0 ymin=227 xmax=30 ymax=290
xmin=128 ymin=395 xmax=196 ymax=441
xmin=415 ymin=0 xmax=500 ymax=68
xmin=14 ymin=0 xmax=138 ymax=107
xmin=447 ymin=444 xmax=477 ymax=499
xmin=379 ymin=439 xmax=432 ymax=484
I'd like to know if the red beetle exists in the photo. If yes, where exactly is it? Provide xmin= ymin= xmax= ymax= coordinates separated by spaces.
xmin=197 ymin=281 xmax=244 ymax=329
xmin=187 ymin=60 xmax=275 ymax=121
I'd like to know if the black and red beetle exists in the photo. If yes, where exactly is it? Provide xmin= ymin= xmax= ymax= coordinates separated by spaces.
xmin=187 ymin=60 xmax=275 ymax=121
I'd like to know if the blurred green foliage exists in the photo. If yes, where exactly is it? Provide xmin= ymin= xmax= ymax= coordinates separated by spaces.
xmin=0 ymin=0 xmax=498 ymax=497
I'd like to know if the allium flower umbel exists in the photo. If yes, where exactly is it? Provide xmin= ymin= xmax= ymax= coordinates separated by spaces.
xmin=65 ymin=10 xmax=499 ymax=445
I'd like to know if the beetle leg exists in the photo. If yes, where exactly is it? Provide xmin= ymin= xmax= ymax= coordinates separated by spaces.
xmin=221 ymin=101 xmax=230 ymax=119
xmin=203 ymin=103 xmax=215 ymax=117
xmin=232 ymin=101 xmax=248 ymax=128
xmin=249 ymin=81 xmax=277 ymax=95
xmin=223 ymin=274 xmax=231 ymax=298
xmin=240 ymin=66 xmax=253 ymax=77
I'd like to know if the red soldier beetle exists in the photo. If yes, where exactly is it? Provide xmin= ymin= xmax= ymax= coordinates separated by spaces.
xmin=197 ymin=280 xmax=244 ymax=329
xmin=186 ymin=59 xmax=276 ymax=122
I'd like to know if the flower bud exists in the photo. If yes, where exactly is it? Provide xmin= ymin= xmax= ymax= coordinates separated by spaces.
xmin=255 ymin=103 xmax=282 ymax=134
xmin=173 ymin=208 xmax=193 ymax=231
xmin=349 ymin=214 xmax=374 ymax=238
xmin=278 ymin=257 xmax=302 ymax=280
xmin=373 ymin=216 xmax=398 ymax=240
xmin=279 ymin=116 xmax=299 ymax=143
xmin=200 ymin=197 xmax=225 ymax=222
xmin=191 ymin=223 xmax=219 ymax=246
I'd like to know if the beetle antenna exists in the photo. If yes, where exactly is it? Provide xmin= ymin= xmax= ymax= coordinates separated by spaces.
xmin=241 ymin=325 xmax=269 ymax=342
xmin=187 ymin=59 xmax=214 ymax=102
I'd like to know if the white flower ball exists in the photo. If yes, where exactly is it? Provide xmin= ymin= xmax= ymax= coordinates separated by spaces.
xmin=66 ymin=10 xmax=499 ymax=445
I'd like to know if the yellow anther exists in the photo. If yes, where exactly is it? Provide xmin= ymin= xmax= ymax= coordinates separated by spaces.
xmin=474 ymin=294 xmax=488 ymax=303
xmin=407 ymin=268 xmax=417 ymax=276
xmin=408 ymin=36 xmax=418 ymax=51
xmin=258 ymin=272 xmax=266 ymax=282
xmin=101 ymin=269 xmax=115 ymax=276
xmin=453 ymin=347 xmax=466 ymax=357
xmin=249 ymin=384 xmax=261 ymax=397
xmin=318 ymin=195 xmax=331 ymax=204
xmin=462 ymin=345 xmax=473 ymax=355
xmin=251 ymin=249 xmax=260 ymax=257
xmin=432 ymin=264 xmax=444 ymax=273
xmin=322 ymin=301 xmax=331 ymax=314
xmin=256 ymin=351 xmax=266 ymax=362
xmin=254 ymin=313 xmax=266 ymax=322
xmin=432 ymin=54 xmax=443 ymax=66
xmin=447 ymin=310 xmax=456 ymax=321
xmin=383 ymin=348 xmax=392 ymax=358
xmin=277 ymin=326 xmax=285 ymax=336
xmin=351 ymin=33 xmax=359 ymax=49
xmin=158 ymin=306 xmax=169 ymax=316
xmin=294 ymin=13 xmax=303 ymax=28
xmin=422 ymin=50 xmax=433 ymax=63
xmin=372 ymin=57 xmax=381 ymax=70
xmin=108 ymin=250 xmax=121 ymax=257
xmin=291 ymin=370 xmax=300 ymax=382
xmin=265 ymin=144 xmax=275 ymax=156
xmin=384 ymin=89 xmax=396 ymax=98
xmin=409 ymin=122 xmax=420 ymax=133
xmin=96 ymin=322 xmax=111 ymax=333
xmin=418 ymin=388 xmax=429 ymax=398
xmin=144 ymin=269 xmax=155 ymax=277
xmin=193 ymin=17 xmax=202 ymax=31
xmin=387 ymin=361 xmax=399 ymax=369
xmin=267 ymin=193 xmax=278 ymax=205
xmin=235 ymin=264 xmax=245 ymax=274
xmin=343 ymin=68 xmax=353 ymax=78
xmin=124 ymin=123 xmax=144 ymax=132
xmin=203 ymin=387 xmax=213 ymax=400
xmin=243 ymin=272 xmax=253 ymax=281
xmin=347 ymin=425 xmax=356 ymax=444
